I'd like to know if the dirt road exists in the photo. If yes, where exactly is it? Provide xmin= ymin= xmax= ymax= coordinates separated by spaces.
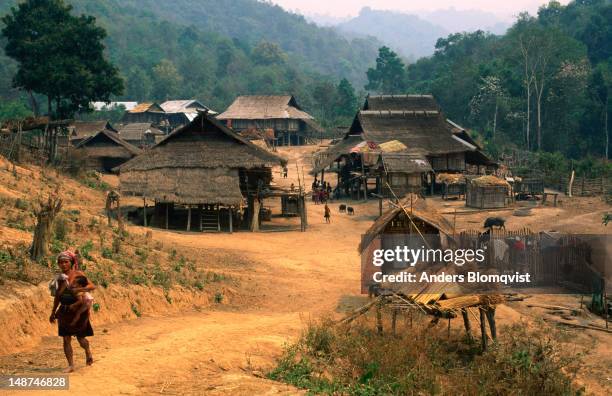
xmin=1 ymin=200 xmax=377 ymax=395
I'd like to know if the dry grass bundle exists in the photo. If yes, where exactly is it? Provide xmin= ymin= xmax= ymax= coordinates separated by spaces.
xmin=471 ymin=175 xmax=510 ymax=187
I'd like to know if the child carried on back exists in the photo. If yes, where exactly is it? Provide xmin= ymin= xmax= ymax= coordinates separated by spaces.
xmin=69 ymin=275 xmax=94 ymax=327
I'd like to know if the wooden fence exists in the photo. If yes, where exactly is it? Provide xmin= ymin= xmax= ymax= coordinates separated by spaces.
xmin=457 ymin=229 xmax=601 ymax=292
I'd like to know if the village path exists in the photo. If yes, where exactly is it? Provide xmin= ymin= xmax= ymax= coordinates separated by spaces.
xmin=2 ymin=196 xmax=380 ymax=395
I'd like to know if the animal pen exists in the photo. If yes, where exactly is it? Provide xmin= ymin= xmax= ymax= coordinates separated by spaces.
xmin=116 ymin=112 xmax=307 ymax=232
xmin=465 ymin=175 xmax=510 ymax=209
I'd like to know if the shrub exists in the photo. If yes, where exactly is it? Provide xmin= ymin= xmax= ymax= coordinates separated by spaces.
xmin=79 ymin=240 xmax=94 ymax=260
xmin=214 ymin=292 xmax=223 ymax=303
xmin=14 ymin=198 xmax=29 ymax=210
xmin=53 ymin=216 xmax=69 ymax=242
xmin=130 ymin=303 xmax=141 ymax=317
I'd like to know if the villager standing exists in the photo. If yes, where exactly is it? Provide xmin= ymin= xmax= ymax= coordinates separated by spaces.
xmin=49 ymin=251 xmax=95 ymax=372
xmin=324 ymin=203 xmax=331 ymax=223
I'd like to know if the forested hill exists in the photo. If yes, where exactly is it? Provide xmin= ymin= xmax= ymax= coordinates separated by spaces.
xmin=396 ymin=0 xmax=612 ymax=160
xmin=0 ymin=0 xmax=379 ymax=116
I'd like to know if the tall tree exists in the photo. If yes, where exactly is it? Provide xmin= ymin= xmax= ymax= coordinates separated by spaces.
xmin=365 ymin=46 xmax=406 ymax=94
xmin=1 ymin=0 xmax=123 ymax=120
xmin=151 ymin=59 xmax=183 ymax=101
xmin=590 ymin=64 xmax=611 ymax=159
xmin=335 ymin=78 xmax=358 ymax=118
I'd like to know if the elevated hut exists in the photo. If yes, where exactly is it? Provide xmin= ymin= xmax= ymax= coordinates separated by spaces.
xmin=116 ymin=112 xmax=289 ymax=232
xmin=217 ymin=95 xmax=322 ymax=146
xmin=377 ymin=148 xmax=432 ymax=197
xmin=465 ymin=175 xmax=510 ymax=209
xmin=359 ymin=196 xmax=455 ymax=294
xmin=74 ymin=130 xmax=142 ymax=172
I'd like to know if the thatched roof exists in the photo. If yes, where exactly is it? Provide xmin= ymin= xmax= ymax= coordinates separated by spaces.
xmin=311 ymin=135 xmax=364 ymax=174
xmin=217 ymin=95 xmax=314 ymax=120
xmin=359 ymin=196 xmax=454 ymax=253
xmin=380 ymin=150 xmax=432 ymax=174
xmin=116 ymin=113 xmax=286 ymax=205
xmin=118 ymin=123 xmax=165 ymax=141
xmin=69 ymin=121 xmax=117 ymax=139
xmin=363 ymin=95 xmax=440 ymax=112
xmin=75 ymin=130 xmax=142 ymax=156
xmin=436 ymin=173 xmax=465 ymax=185
xmin=118 ymin=113 xmax=286 ymax=172
xmin=349 ymin=110 xmax=473 ymax=156
xmin=128 ymin=102 xmax=164 ymax=114
xmin=470 ymin=175 xmax=509 ymax=187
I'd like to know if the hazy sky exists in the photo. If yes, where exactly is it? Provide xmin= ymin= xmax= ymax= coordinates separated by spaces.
xmin=271 ymin=0 xmax=570 ymax=21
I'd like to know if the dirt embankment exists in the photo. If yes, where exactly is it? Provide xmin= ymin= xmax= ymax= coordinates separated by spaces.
xmin=0 ymin=281 xmax=223 ymax=355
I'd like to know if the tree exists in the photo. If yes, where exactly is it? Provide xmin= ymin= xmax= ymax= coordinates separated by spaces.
xmin=335 ymin=78 xmax=358 ymax=118
xmin=469 ymin=76 xmax=506 ymax=140
xmin=590 ymin=64 xmax=611 ymax=159
xmin=152 ymin=59 xmax=183 ymax=101
xmin=252 ymin=41 xmax=287 ymax=66
xmin=125 ymin=67 xmax=152 ymax=102
xmin=2 ymin=0 xmax=123 ymax=120
xmin=365 ymin=46 xmax=406 ymax=94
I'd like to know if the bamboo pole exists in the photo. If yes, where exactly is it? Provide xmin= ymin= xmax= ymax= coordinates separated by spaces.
xmin=480 ymin=307 xmax=488 ymax=351
xmin=186 ymin=206 xmax=191 ymax=231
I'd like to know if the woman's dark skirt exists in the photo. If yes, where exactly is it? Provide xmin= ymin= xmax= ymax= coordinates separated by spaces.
xmin=57 ymin=304 xmax=94 ymax=338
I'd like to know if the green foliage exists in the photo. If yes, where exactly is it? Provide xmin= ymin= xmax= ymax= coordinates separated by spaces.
xmin=53 ymin=216 xmax=69 ymax=242
xmin=79 ymin=240 xmax=94 ymax=260
xmin=214 ymin=292 xmax=223 ymax=303
xmin=269 ymin=320 xmax=581 ymax=395
xmin=13 ymin=198 xmax=28 ymax=210
xmin=0 ymin=99 xmax=32 ymax=122
xmin=130 ymin=303 xmax=141 ymax=317
xmin=1 ymin=0 xmax=123 ymax=119
xmin=366 ymin=46 xmax=406 ymax=94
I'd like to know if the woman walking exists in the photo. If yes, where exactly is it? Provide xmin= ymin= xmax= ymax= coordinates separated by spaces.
xmin=49 ymin=251 xmax=96 ymax=372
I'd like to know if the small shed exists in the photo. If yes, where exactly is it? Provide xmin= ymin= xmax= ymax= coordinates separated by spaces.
xmin=122 ymin=102 xmax=166 ymax=125
xmin=75 ymin=130 xmax=142 ymax=172
xmin=466 ymin=175 xmax=510 ymax=209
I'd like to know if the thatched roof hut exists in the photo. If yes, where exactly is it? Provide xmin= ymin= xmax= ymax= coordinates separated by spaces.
xmin=116 ymin=112 xmax=286 ymax=207
xmin=69 ymin=120 xmax=117 ymax=144
xmin=74 ymin=130 xmax=141 ymax=172
xmin=217 ymin=95 xmax=322 ymax=146
xmin=117 ymin=123 xmax=165 ymax=147
xmin=359 ymin=196 xmax=454 ymax=253
xmin=363 ymin=94 xmax=440 ymax=112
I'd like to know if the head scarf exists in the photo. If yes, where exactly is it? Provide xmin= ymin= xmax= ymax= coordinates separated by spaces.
xmin=57 ymin=250 xmax=79 ymax=270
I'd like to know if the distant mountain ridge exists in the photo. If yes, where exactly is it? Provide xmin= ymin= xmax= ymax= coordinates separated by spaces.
xmin=336 ymin=7 xmax=447 ymax=60
xmin=322 ymin=7 xmax=509 ymax=59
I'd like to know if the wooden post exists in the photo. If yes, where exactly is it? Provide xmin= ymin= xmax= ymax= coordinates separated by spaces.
xmin=379 ymin=196 xmax=383 ymax=217
xmin=479 ymin=307 xmax=488 ymax=351
xmin=461 ymin=309 xmax=472 ymax=340
xmin=376 ymin=303 xmax=383 ymax=335
xmin=229 ymin=207 xmax=233 ymax=234
xmin=447 ymin=318 xmax=451 ymax=338
xmin=250 ymin=198 xmax=260 ymax=232
xmin=217 ymin=205 xmax=221 ymax=232
xmin=186 ymin=205 xmax=191 ymax=231
xmin=391 ymin=309 xmax=398 ymax=335
xmin=485 ymin=306 xmax=497 ymax=340
xmin=198 ymin=204 xmax=203 ymax=231
xmin=142 ymin=197 xmax=147 ymax=227
xmin=165 ymin=203 xmax=169 ymax=230
xmin=568 ymin=170 xmax=575 ymax=197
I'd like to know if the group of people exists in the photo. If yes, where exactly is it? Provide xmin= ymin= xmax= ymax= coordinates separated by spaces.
xmin=49 ymin=251 xmax=96 ymax=373
xmin=311 ymin=178 xmax=332 ymax=205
